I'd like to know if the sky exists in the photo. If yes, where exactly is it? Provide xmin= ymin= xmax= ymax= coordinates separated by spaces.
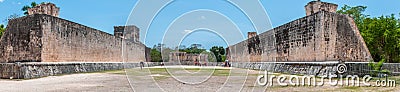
xmin=1 ymin=0 xmax=400 ymax=49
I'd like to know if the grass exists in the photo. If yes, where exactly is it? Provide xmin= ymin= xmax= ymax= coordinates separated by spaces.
xmin=122 ymin=67 xmax=400 ymax=91
xmin=386 ymin=76 xmax=400 ymax=85
xmin=148 ymin=68 xmax=169 ymax=75
xmin=91 ymin=69 xmax=126 ymax=75
xmin=153 ymin=76 xmax=170 ymax=81
xmin=212 ymin=69 xmax=230 ymax=76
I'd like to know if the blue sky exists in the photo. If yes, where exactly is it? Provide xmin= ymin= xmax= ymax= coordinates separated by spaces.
xmin=1 ymin=0 xmax=400 ymax=49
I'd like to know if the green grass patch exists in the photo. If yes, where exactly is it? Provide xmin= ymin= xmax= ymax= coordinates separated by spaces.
xmin=148 ymin=68 xmax=168 ymax=75
xmin=98 ymin=69 xmax=126 ymax=75
xmin=212 ymin=69 xmax=231 ymax=76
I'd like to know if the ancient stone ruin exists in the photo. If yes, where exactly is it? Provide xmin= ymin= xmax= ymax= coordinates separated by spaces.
xmin=0 ymin=3 xmax=153 ymax=79
xmin=305 ymin=1 xmax=338 ymax=16
xmin=227 ymin=1 xmax=372 ymax=62
xmin=169 ymin=52 xmax=209 ymax=65
xmin=225 ymin=1 xmax=389 ymax=76
xmin=0 ymin=3 xmax=148 ymax=63
xmin=28 ymin=3 xmax=60 ymax=17
xmin=0 ymin=1 xmax=396 ymax=79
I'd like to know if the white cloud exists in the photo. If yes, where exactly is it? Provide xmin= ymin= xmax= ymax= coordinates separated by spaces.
xmin=18 ymin=2 xmax=21 ymax=5
xmin=182 ymin=29 xmax=193 ymax=34
xmin=0 ymin=0 xmax=4 ymax=3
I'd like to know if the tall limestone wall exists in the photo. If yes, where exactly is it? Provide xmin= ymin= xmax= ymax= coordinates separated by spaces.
xmin=227 ymin=11 xmax=372 ymax=62
xmin=0 ymin=14 xmax=43 ymax=62
xmin=0 ymin=14 xmax=146 ymax=63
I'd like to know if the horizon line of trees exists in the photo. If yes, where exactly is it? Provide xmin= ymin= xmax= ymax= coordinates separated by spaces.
xmin=149 ymin=43 xmax=226 ymax=62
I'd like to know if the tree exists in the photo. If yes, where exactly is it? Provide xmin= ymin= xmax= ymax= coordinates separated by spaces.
xmin=337 ymin=5 xmax=368 ymax=30
xmin=337 ymin=5 xmax=400 ymax=63
xmin=179 ymin=44 xmax=206 ymax=54
xmin=206 ymin=52 xmax=217 ymax=62
xmin=362 ymin=15 xmax=400 ymax=63
xmin=153 ymin=43 xmax=165 ymax=52
xmin=150 ymin=48 xmax=162 ymax=62
xmin=210 ymin=46 xmax=226 ymax=62
xmin=22 ymin=2 xmax=38 ymax=15
xmin=190 ymin=44 xmax=202 ymax=49
xmin=0 ymin=24 xmax=5 ymax=37
xmin=151 ymin=43 xmax=173 ymax=62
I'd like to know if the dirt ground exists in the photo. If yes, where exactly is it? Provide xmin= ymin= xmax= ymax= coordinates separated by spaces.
xmin=0 ymin=66 xmax=398 ymax=92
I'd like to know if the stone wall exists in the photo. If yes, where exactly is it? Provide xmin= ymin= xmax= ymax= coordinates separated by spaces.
xmin=0 ymin=62 xmax=161 ymax=79
xmin=227 ymin=11 xmax=372 ymax=62
xmin=145 ymin=47 xmax=151 ymax=62
xmin=0 ymin=15 xmax=43 ymax=62
xmin=0 ymin=14 xmax=147 ymax=63
xmin=231 ymin=62 xmax=400 ymax=76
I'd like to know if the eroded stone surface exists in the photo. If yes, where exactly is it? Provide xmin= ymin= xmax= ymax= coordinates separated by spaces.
xmin=28 ymin=3 xmax=59 ymax=17
xmin=227 ymin=5 xmax=372 ymax=62
xmin=0 ymin=14 xmax=148 ymax=63
xmin=0 ymin=62 xmax=161 ymax=79
xmin=232 ymin=62 xmax=400 ymax=76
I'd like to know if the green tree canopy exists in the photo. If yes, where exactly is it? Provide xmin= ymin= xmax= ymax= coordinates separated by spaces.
xmin=337 ymin=5 xmax=368 ymax=28
xmin=0 ymin=24 xmax=5 ymax=37
xmin=150 ymin=48 xmax=162 ymax=62
xmin=210 ymin=46 xmax=226 ymax=62
xmin=338 ymin=5 xmax=400 ymax=63
xmin=179 ymin=44 xmax=206 ymax=54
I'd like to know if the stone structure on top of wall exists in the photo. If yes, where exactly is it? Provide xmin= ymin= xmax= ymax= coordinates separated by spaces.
xmin=169 ymin=52 xmax=209 ymax=65
xmin=0 ymin=3 xmax=148 ymax=63
xmin=305 ymin=1 xmax=338 ymax=16
xmin=28 ymin=3 xmax=60 ymax=17
xmin=114 ymin=25 xmax=140 ymax=43
xmin=226 ymin=1 xmax=372 ymax=62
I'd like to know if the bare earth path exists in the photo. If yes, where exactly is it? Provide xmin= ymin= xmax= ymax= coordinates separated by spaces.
xmin=0 ymin=66 xmax=398 ymax=92
xmin=0 ymin=72 xmax=132 ymax=92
